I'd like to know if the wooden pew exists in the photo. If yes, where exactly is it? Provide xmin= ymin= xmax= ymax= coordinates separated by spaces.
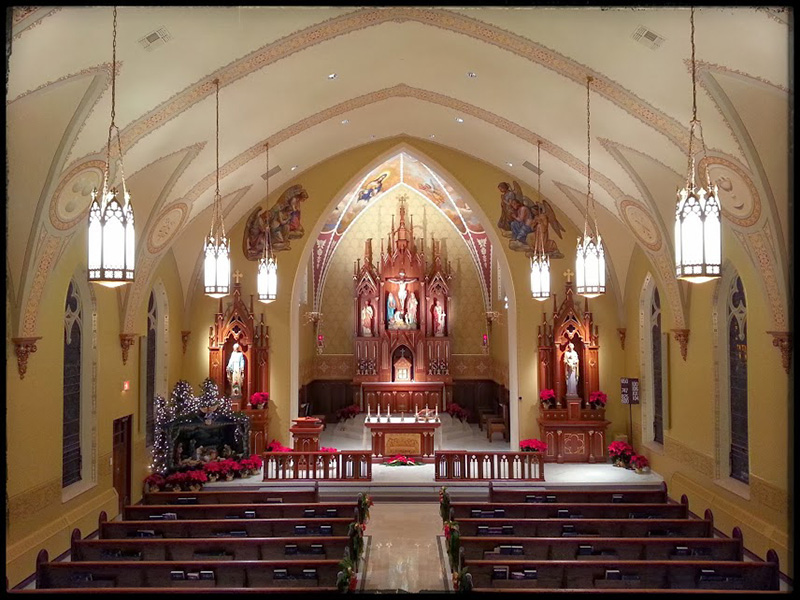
xmin=459 ymin=536 xmax=743 ymax=562
xmin=450 ymin=502 xmax=688 ymax=520
xmin=100 ymin=517 xmax=354 ymax=540
xmin=12 ymin=588 xmax=338 ymax=594
xmin=455 ymin=517 xmax=713 ymax=538
xmin=72 ymin=535 xmax=351 ymax=562
xmin=463 ymin=557 xmax=780 ymax=591
xmin=124 ymin=502 xmax=357 ymax=521
xmin=142 ymin=488 xmax=319 ymax=505
xmin=489 ymin=483 xmax=668 ymax=504
xmin=36 ymin=559 xmax=341 ymax=589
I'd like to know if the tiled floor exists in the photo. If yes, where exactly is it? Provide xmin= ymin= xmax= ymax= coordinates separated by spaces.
xmin=360 ymin=502 xmax=448 ymax=593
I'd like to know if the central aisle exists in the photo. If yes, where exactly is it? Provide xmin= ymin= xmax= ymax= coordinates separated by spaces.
xmin=361 ymin=502 xmax=448 ymax=593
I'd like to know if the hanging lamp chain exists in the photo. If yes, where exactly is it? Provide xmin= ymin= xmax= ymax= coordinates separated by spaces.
xmin=536 ymin=140 xmax=545 ymax=257
xmin=211 ymin=78 xmax=225 ymax=239
xmin=264 ymin=143 xmax=272 ymax=260
xmin=104 ymin=6 xmax=128 ymax=199
xmin=584 ymin=75 xmax=593 ymax=239
xmin=686 ymin=6 xmax=699 ymax=189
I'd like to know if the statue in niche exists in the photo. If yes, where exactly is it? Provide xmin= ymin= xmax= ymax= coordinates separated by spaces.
xmin=386 ymin=292 xmax=397 ymax=324
xmin=360 ymin=301 xmax=374 ymax=337
xmin=405 ymin=292 xmax=418 ymax=328
xmin=386 ymin=272 xmax=418 ymax=331
xmin=563 ymin=342 xmax=579 ymax=397
xmin=432 ymin=298 xmax=446 ymax=337
xmin=226 ymin=342 xmax=246 ymax=398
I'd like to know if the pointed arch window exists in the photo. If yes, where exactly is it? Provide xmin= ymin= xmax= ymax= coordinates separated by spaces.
xmin=727 ymin=276 xmax=748 ymax=483
xmin=63 ymin=281 xmax=83 ymax=487
xmin=146 ymin=292 xmax=157 ymax=446
xmin=651 ymin=287 xmax=664 ymax=444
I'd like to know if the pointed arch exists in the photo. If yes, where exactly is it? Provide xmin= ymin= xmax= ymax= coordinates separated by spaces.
xmin=290 ymin=141 xmax=521 ymax=447
xmin=638 ymin=273 xmax=666 ymax=452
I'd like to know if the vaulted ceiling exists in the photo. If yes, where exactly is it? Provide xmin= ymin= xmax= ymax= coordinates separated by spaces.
xmin=6 ymin=6 xmax=792 ymax=336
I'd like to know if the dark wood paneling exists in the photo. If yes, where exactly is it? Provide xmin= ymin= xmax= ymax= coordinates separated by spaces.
xmin=451 ymin=380 xmax=506 ymax=423
xmin=303 ymin=380 xmax=357 ymax=421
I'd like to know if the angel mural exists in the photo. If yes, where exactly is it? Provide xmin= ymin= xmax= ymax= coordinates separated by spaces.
xmin=357 ymin=172 xmax=388 ymax=202
xmin=497 ymin=181 xmax=564 ymax=258
xmin=243 ymin=184 xmax=309 ymax=259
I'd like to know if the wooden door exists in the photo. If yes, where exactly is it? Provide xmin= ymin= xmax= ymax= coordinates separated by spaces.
xmin=112 ymin=415 xmax=132 ymax=515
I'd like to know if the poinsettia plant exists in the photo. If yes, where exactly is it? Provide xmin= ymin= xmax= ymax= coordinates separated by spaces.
xmin=539 ymin=389 xmax=556 ymax=407
xmin=336 ymin=404 xmax=361 ymax=421
xmin=519 ymin=438 xmax=548 ymax=452
xmin=589 ymin=390 xmax=608 ymax=406
xmin=144 ymin=473 xmax=166 ymax=490
xmin=249 ymin=391 xmax=269 ymax=408
xmin=265 ymin=439 xmax=292 ymax=452
xmin=630 ymin=454 xmax=649 ymax=470
xmin=608 ymin=440 xmax=634 ymax=466
xmin=319 ymin=446 xmax=339 ymax=453
xmin=446 ymin=402 xmax=470 ymax=422
xmin=383 ymin=454 xmax=422 ymax=466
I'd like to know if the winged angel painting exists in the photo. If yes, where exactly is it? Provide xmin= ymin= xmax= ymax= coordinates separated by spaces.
xmin=497 ymin=181 xmax=564 ymax=258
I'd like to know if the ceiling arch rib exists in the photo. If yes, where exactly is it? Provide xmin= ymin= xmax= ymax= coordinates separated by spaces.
xmin=311 ymin=151 xmax=493 ymax=314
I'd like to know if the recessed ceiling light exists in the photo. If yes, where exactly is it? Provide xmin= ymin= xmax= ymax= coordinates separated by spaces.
xmin=370 ymin=134 xmax=376 ymax=139
xmin=328 ymin=73 xmax=337 ymax=80
xmin=467 ymin=71 xmax=477 ymax=78
xmin=341 ymin=119 xmax=349 ymax=124
xmin=506 ymin=162 xmax=513 ymax=167
xmin=290 ymin=165 xmax=298 ymax=171
xmin=455 ymin=117 xmax=464 ymax=123
xmin=429 ymin=134 xmax=436 ymax=139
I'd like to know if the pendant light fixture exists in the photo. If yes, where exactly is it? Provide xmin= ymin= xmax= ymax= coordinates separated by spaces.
xmin=88 ymin=6 xmax=135 ymax=287
xmin=674 ymin=7 xmax=721 ymax=283
xmin=257 ymin=143 xmax=278 ymax=303
xmin=203 ymin=78 xmax=231 ymax=298
xmin=575 ymin=75 xmax=606 ymax=298
xmin=530 ymin=140 xmax=550 ymax=301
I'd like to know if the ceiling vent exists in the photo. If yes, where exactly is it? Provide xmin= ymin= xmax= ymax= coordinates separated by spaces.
xmin=261 ymin=165 xmax=282 ymax=180
xmin=522 ymin=160 xmax=541 ymax=175
xmin=631 ymin=25 xmax=665 ymax=50
xmin=139 ymin=27 xmax=172 ymax=51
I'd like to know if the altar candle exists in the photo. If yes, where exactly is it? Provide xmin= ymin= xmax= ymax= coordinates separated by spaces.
xmin=435 ymin=405 xmax=438 ymax=417
xmin=387 ymin=404 xmax=391 ymax=418
xmin=368 ymin=404 xmax=371 ymax=419
xmin=377 ymin=404 xmax=381 ymax=418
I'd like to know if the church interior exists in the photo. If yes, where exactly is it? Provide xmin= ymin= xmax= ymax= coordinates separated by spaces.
xmin=5 ymin=6 xmax=792 ymax=593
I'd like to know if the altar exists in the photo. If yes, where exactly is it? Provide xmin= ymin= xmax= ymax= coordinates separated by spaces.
xmin=364 ymin=415 xmax=441 ymax=460
xmin=361 ymin=381 xmax=445 ymax=413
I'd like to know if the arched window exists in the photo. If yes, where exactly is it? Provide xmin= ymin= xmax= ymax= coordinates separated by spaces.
xmin=727 ymin=275 xmax=748 ymax=483
xmin=651 ymin=288 xmax=663 ymax=444
xmin=146 ymin=292 xmax=157 ymax=446
xmin=63 ymin=281 xmax=82 ymax=487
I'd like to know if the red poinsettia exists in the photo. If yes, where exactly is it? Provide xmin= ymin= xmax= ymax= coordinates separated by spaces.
xmin=589 ymin=390 xmax=608 ymax=406
xmin=539 ymin=389 xmax=556 ymax=402
xmin=144 ymin=473 xmax=165 ymax=488
xmin=446 ymin=403 xmax=470 ymax=422
xmin=384 ymin=454 xmax=421 ymax=466
xmin=630 ymin=454 xmax=649 ymax=470
xmin=319 ymin=447 xmax=339 ymax=453
xmin=519 ymin=438 xmax=548 ymax=452
xmin=608 ymin=440 xmax=634 ymax=459
xmin=249 ymin=391 xmax=269 ymax=408
xmin=265 ymin=439 xmax=292 ymax=452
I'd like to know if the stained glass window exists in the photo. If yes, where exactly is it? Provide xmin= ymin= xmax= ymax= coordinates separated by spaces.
xmin=63 ymin=281 xmax=82 ymax=487
xmin=728 ymin=276 xmax=749 ymax=483
xmin=651 ymin=287 xmax=663 ymax=444
xmin=146 ymin=292 xmax=156 ymax=446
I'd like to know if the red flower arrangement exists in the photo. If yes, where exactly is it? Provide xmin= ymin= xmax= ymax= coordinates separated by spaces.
xmin=630 ymin=454 xmax=649 ymax=470
xmin=144 ymin=473 xmax=165 ymax=490
xmin=239 ymin=454 xmax=264 ymax=473
xmin=383 ymin=454 xmax=422 ymax=466
xmin=249 ymin=391 xmax=269 ymax=408
xmin=519 ymin=438 xmax=548 ymax=452
xmin=539 ymin=389 xmax=556 ymax=407
xmin=265 ymin=439 xmax=292 ymax=452
xmin=589 ymin=390 xmax=608 ymax=407
xmin=319 ymin=447 xmax=339 ymax=453
xmin=608 ymin=440 xmax=634 ymax=466
xmin=446 ymin=403 xmax=470 ymax=422
xmin=336 ymin=404 xmax=361 ymax=421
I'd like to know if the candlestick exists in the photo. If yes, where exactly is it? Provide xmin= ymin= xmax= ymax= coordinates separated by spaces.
xmin=377 ymin=404 xmax=381 ymax=418
xmin=368 ymin=404 xmax=371 ymax=419
xmin=387 ymin=404 xmax=391 ymax=418
xmin=435 ymin=405 xmax=438 ymax=417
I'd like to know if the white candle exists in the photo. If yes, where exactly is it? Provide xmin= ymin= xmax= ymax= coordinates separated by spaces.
xmin=388 ymin=404 xmax=391 ymax=417
xmin=377 ymin=404 xmax=381 ymax=418
xmin=435 ymin=405 xmax=438 ymax=417
xmin=368 ymin=404 xmax=371 ymax=418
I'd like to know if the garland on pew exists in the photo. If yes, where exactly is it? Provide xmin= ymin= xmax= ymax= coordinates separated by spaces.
xmin=443 ymin=520 xmax=461 ymax=573
xmin=336 ymin=548 xmax=358 ymax=593
xmin=439 ymin=486 xmax=451 ymax=524
xmin=357 ymin=493 xmax=373 ymax=524
xmin=348 ymin=520 xmax=367 ymax=565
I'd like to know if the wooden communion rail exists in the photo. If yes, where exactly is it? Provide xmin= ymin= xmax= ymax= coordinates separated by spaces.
xmin=262 ymin=451 xmax=372 ymax=481
xmin=434 ymin=451 xmax=545 ymax=481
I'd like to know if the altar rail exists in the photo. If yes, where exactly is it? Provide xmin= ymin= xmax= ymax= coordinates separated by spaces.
xmin=434 ymin=451 xmax=544 ymax=481
xmin=262 ymin=451 xmax=372 ymax=481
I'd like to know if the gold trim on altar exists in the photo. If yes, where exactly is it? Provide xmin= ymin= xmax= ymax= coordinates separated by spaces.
xmin=385 ymin=432 xmax=422 ymax=455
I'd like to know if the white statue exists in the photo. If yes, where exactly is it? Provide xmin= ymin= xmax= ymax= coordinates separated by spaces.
xmin=405 ymin=292 xmax=418 ymax=328
xmin=563 ymin=342 xmax=579 ymax=396
xmin=226 ymin=342 xmax=246 ymax=398
xmin=360 ymin=302 xmax=374 ymax=337
xmin=432 ymin=298 xmax=446 ymax=337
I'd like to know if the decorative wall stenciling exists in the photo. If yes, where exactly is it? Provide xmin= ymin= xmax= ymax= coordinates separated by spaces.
xmin=698 ymin=156 xmax=762 ymax=228
xmin=619 ymin=199 xmax=662 ymax=252
xmin=496 ymin=180 xmax=564 ymax=257
xmin=312 ymin=152 xmax=492 ymax=317
xmin=48 ymin=161 xmax=106 ymax=231
xmin=243 ymin=184 xmax=310 ymax=259
xmin=147 ymin=203 xmax=189 ymax=254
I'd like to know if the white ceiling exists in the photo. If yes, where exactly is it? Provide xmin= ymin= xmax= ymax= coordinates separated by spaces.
xmin=6 ymin=6 xmax=792 ymax=333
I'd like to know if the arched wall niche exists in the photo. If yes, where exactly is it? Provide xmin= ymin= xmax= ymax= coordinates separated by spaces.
xmin=290 ymin=141 xmax=521 ymax=447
